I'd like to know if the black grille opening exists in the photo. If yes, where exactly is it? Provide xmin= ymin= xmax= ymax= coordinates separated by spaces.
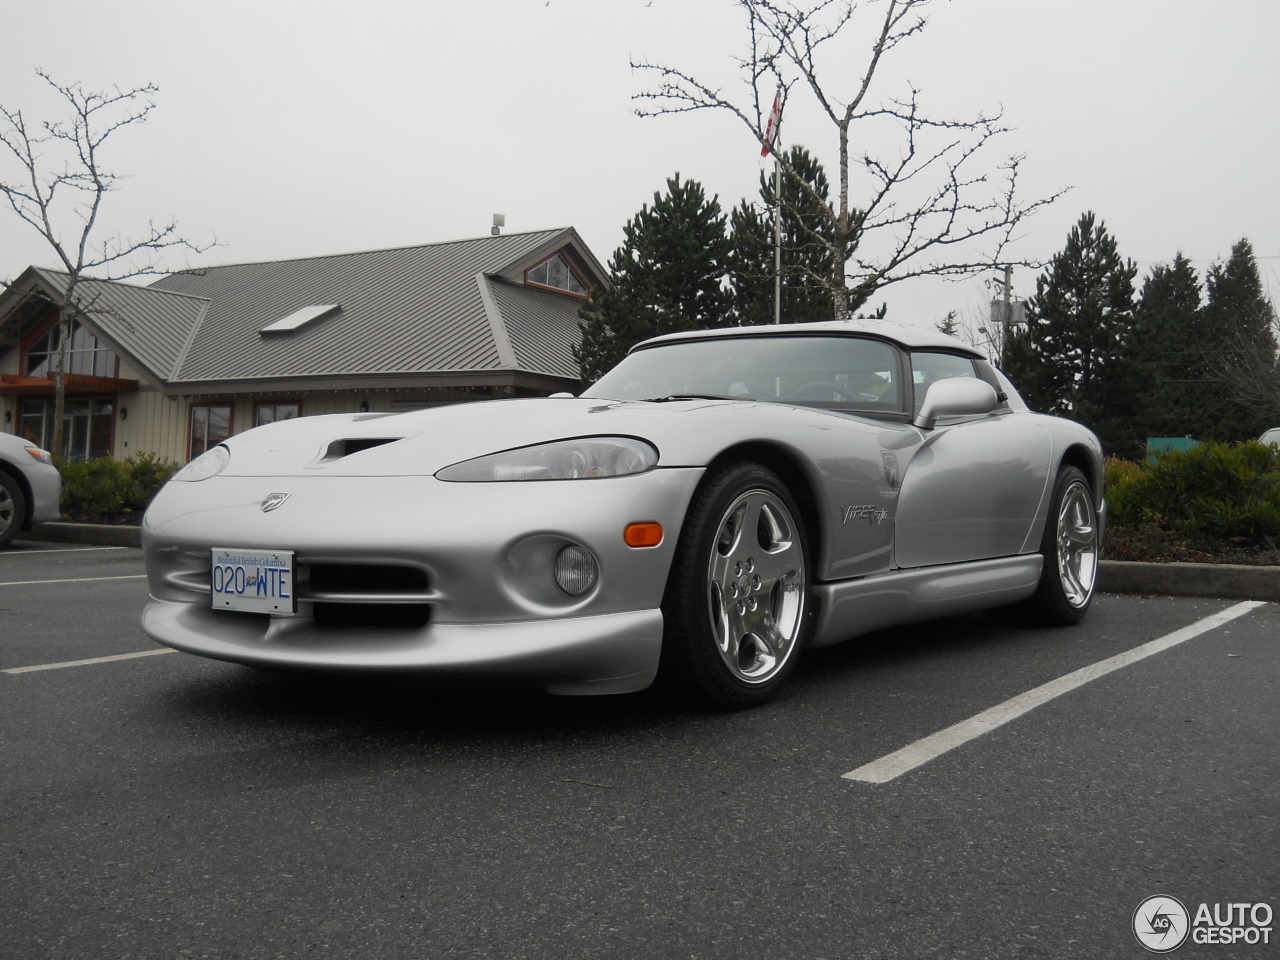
xmin=307 ymin=563 xmax=429 ymax=594
xmin=312 ymin=603 xmax=431 ymax=629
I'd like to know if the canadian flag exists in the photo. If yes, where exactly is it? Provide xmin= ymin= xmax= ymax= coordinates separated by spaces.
xmin=760 ymin=88 xmax=782 ymax=157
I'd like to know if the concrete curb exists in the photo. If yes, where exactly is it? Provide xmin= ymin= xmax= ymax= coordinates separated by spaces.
xmin=27 ymin=522 xmax=142 ymax=548
xmin=20 ymin=524 xmax=1280 ymax=602
xmin=1099 ymin=560 xmax=1280 ymax=602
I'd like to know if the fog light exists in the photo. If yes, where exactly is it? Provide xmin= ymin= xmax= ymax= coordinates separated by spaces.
xmin=554 ymin=544 xmax=599 ymax=596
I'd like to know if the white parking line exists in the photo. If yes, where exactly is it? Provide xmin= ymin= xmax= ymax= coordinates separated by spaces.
xmin=3 ymin=648 xmax=177 ymax=675
xmin=9 ymin=545 xmax=130 ymax=554
xmin=843 ymin=600 xmax=1267 ymax=784
xmin=0 ymin=574 xmax=147 ymax=587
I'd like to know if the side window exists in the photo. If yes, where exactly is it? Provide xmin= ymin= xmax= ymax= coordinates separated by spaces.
xmin=910 ymin=351 xmax=980 ymax=415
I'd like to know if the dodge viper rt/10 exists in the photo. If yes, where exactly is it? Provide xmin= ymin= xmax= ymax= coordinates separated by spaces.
xmin=141 ymin=320 xmax=1104 ymax=709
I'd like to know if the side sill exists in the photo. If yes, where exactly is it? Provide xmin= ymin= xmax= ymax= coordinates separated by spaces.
xmin=810 ymin=554 xmax=1043 ymax=648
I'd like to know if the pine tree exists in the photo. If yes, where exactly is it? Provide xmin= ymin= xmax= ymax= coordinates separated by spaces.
xmin=729 ymin=145 xmax=837 ymax=325
xmin=1198 ymin=239 xmax=1279 ymax=437
xmin=936 ymin=310 xmax=961 ymax=338
xmin=1003 ymin=212 xmax=1143 ymax=457
xmin=575 ymin=174 xmax=733 ymax=382
xmin=1135 ymin=254 xmax=1202 ymax=439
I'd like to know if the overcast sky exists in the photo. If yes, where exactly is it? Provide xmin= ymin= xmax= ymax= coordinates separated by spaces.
xmin=2 ymin=0 xmax=1277 ymax=339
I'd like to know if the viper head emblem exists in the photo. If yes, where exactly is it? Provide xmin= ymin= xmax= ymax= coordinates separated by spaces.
xmin=260 ymin=492 xmax=291 ymax=513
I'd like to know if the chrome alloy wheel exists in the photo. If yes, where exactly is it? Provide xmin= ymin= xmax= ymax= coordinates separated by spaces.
xmin=1056 ymin=479 xmax=1098 ymax=608
xmin=706 ymin=488 xmax=807 ymax=684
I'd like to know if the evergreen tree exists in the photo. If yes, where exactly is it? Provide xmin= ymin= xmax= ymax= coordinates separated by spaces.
xmin=1000 ymin=323 xmax=1054 ymax=410
xmin=729 ymin=145 xmax=837 ymax=325
xmin=1003 ymin=212 xmax=1143 ymax=457
xmin=575 ymin=174 xmax=733 ymax=382
xmin=1198 ymin=239 xmax=1279 ymax=437
xmin=1134 ymin=254 xmax=1202 ymax=438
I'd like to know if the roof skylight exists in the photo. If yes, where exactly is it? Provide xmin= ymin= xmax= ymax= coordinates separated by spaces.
xmin=259 ymin=304 xmax=340 ymax=335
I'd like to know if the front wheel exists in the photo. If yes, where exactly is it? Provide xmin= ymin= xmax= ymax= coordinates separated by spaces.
xmin=659 ymin=462 xmax=811 ymax=710
xmin=0 ymin=471 xmax=27 ymax=549
xmin=1027 ymin=465 xmax=1099 ymax=624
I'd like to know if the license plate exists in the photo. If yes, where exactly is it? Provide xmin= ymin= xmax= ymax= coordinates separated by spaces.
xmin=210 ymin=548 xmax=296 ymax=614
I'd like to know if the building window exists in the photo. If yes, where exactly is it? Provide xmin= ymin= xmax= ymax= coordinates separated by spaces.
xmin=190 ymin=404 xmax=232 ymax=460
xmin=18 ymin=397 xmax=115 ymax=461
xmin=526 ymin=254 xmax=588 ymax=297
xmin=25 ymin=320 xmax=118 ymax=378
xmin=255 ymin=401 xmax=301 ymax=427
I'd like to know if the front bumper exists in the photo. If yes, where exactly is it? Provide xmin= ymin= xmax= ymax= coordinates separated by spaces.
xmin=24 ymin=462 xmax=62 ymax=525
xmin=142 ymin=600 xmax=664 ymax=694
xmin=141 ymin=468 xmax=702 ymax=693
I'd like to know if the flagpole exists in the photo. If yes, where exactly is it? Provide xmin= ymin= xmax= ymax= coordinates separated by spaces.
xmin=774 ymin=153 xmax=782 ymax=325
xmin=759 ymin=84 xmax=784 ymax=326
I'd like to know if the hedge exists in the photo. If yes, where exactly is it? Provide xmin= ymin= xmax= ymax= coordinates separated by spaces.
xmin=56 ymin=452 xmax=180 ymax=521
xmin=1105 ymin=440 xmax=1280 ymax=547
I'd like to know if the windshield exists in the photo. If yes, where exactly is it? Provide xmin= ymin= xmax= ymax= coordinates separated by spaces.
xmin=582 ymin=335 xmax=905 ymax=411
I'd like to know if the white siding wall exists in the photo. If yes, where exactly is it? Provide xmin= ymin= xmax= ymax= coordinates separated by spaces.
xmin=2 ymin=379 xmax=509 ymax=461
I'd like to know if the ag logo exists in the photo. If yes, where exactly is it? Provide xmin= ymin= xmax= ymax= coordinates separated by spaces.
xmin=1134 ymin=895 xmax=1190 ymax=953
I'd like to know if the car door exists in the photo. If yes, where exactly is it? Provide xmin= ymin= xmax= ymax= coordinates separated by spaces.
xmin=892 ymin=351 xmax=1053 ymax=569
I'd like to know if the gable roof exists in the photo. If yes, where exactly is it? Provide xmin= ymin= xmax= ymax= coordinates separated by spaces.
xmin=0 ymin=267 xmax=210 ymax=383
xmin=1 ymin=227 xmax=602 ymax=393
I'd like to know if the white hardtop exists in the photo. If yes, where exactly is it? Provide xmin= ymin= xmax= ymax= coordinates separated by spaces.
xmin=636 ymin=319 xmax=986 ymax=359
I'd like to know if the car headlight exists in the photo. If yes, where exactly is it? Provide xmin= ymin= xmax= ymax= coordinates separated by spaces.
xmin=24 ymin=444 xmax=54 ymax=466
xmin=436 ymin=437 xmax=658 ymax=482
xmin=171 ymin=444 xmax=231 ymax=482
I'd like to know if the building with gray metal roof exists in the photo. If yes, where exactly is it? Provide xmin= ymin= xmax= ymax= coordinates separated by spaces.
xmin=0 ymin=228 xmax=605 ymax=462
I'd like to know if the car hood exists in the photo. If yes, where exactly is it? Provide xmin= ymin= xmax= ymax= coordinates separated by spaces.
xmin=213 ymin=397 xmax=873 ymax=478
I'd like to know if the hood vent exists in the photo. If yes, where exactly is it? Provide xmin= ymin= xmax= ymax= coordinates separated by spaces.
xmin=319 ymin=437 xmax=401 ymax=462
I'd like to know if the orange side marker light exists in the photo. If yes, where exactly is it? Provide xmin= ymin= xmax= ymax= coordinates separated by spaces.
xmin=624 ymin=522 xmax=664 ymax=548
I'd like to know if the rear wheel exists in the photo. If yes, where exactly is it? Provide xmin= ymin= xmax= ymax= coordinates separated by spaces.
xmin=1027 ymin=466 xmax=1098 ymax=624
xmin=0 ymin=472 xmax=27 ymax=549
xmin=660 ymin=462 xmax=811 ymax=710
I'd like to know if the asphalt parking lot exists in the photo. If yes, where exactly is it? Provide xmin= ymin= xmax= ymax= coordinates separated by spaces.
xmin=2 ymin=541 xmax=1276 ymax=960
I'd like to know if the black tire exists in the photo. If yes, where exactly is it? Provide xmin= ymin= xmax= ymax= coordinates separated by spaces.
xmin=0 ymin=471 xmax=27 ymax=549
xmin=659 ymin=462 xmax=812 ymax=710
xmin=1026 ymin=465 xmax=1099 ymax=625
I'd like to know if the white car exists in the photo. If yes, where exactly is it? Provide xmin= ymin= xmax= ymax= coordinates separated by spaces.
xmin=1260 ymin=428 xmax=1280 ymax=447
xmin=0 ymin=433 xmax=62 ymax=548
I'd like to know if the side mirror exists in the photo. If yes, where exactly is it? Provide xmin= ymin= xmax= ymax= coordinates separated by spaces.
xmin=912 ymin=378 xmax=999 ymax=430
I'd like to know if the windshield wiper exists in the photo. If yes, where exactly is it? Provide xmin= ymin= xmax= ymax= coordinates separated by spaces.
xmin=641 ymin=393 xmax=747 ymax=403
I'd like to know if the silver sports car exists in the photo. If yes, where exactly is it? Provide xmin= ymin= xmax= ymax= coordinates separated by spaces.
xmin=141 ymin=320 xmax=1104 ymax=708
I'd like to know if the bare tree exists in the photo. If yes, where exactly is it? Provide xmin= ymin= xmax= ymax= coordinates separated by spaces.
xmin=631 ymin=0 xmax=1066 ymax=318
xmin=0 ymin=70 xmax=211 ymax=456
xmin=1203 ymin=321 xmax=1280 ymax=428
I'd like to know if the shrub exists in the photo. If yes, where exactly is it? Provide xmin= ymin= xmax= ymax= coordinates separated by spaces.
xmin=1103 ymin=456 xmax=1144 ymax=527
xmin=57 ymin=453 xmax=180 ymax=521
xmin=1106 ymin=441 xmax=1280 ymax=546
xmin=120 ymin=451 xmax=180 ymax=512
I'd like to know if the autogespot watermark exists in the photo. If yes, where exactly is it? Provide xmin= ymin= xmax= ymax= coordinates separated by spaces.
xmin=1133 ymin=896 xmax=1274 ymax=952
